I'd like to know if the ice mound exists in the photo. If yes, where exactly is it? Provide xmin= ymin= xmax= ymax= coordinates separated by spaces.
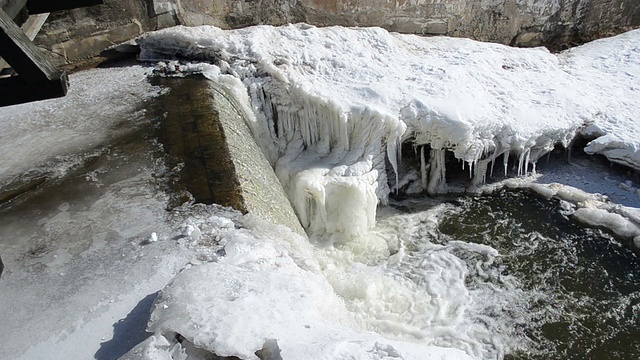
xmin=130 ymin=216 xmax=473 ymax=360
xmin=138 ymin=25 xmax=640 ymax=239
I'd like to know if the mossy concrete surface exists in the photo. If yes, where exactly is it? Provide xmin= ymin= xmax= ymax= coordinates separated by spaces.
xmin=157 ymin=76 xmax=306 ymax=236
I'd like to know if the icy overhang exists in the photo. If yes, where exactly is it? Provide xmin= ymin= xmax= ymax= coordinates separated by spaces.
xmin=138 ymin=24 xmax=640 ymax=238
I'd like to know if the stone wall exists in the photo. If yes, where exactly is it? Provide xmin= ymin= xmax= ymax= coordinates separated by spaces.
xmin=188 ymin=0 xmax=639 ymax=49
xmin=33 ymin=0 xmax=640 ymax=67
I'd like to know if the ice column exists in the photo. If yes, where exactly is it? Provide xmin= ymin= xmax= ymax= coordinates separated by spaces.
xmin=427 ymin=148 xmax=447 ymax=194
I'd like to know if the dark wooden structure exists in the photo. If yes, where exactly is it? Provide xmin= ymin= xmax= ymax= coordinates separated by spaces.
xmin=0 ymin=0 xmax=104 ymax=107
xmin=26 ymin=0 xmax=104 ymax=14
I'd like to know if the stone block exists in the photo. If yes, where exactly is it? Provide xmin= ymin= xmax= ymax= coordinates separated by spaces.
xmin=423 ymin=20 xmax=448 ymax=35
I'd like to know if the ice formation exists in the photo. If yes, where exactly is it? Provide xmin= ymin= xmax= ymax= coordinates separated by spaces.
xmin=138 ymin=25 xmax=640 ymax=240
xmin=126 ymin=214 xmax=492 ymax=360
xmin=1 ymin=25 xmax=638 ymax=360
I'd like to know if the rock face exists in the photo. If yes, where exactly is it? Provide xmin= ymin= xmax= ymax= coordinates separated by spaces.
xmin=34 ymin=0 xmax=639 ymax=66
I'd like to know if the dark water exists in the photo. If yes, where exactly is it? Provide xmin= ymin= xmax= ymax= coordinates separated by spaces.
xmin=437 ymin=189 xmax=640 ymax=359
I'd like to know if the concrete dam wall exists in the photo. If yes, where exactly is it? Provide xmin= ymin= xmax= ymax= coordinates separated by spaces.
xmin=28 ymin=0 xmax=640 ymax=68
xmin=155 ymin=75 xmax=306 ymax=236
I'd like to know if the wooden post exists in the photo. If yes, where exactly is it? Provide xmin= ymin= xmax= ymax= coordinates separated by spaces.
xmin=0 ymin=12 xmax=48 ymax=76
xmin=0 ymin=8 xmax=67 ymax=106
xmin=0 ymin=0 xmax=28 ymax=20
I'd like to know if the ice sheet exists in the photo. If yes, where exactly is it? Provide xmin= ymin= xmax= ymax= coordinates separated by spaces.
xmin=0 ymin=64 xmax=165 ymax=188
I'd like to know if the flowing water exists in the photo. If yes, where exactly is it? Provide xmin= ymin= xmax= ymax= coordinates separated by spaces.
xmin=374 ymin=189 xmax=640 ymax=359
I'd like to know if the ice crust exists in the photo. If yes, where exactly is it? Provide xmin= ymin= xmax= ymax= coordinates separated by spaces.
xmin=138 ymin=25 xmax=640 ymax=239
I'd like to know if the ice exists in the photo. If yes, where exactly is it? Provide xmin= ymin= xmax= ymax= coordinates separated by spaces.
xmin=132 ymin=215 xmax=476 ymax=360
xmin=573 ymin=207 xmax=640 ymax=239
xmin=138 ymin=25 xmax=640 ymax=239
xmin=485 ymin=177 xmax=640 ymax=242
xmin=0 ymin=65 xmax=165 ymax=189
xmin=2 ymin=23 xmax=639 ymax=360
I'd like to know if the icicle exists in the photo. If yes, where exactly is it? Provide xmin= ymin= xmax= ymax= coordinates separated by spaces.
xmin=427 ymin=148 xmax=447 ymax=194
xmin=420 ymin=146 xmax=428 ymax=190
xmin=471 ymin=159 xmax=490 ymax=187
xmin=489 ymin=150 xmax=497 ymax=178
xmin=387 ymin=136 xmax=400 ymax=194
xmin=469 ymin=160 xmax=473 ymax=179
xmin=524 ymin=149 xmax=531 ymax=176
xmin=546 ymin=150 xmax=551 ymax=164
xmin=531 ymin=161 xmax=537 ymax=174
xmin=517 ymin=151 xmax=526 ymax=176
xmin=503 ymin=152 xmax=509 ymax=176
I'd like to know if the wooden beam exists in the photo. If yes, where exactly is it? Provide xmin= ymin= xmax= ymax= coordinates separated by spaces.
xmin=0 ymin=73 xmax=68 ymax=106
xmin=0 ymin=8 xmax=67 ymax=105
xmin=0 ymin=0 xmax=28 ymax=19
xmin=21 ymin=11 xmax=47 ymax=38
xmin=0 ymin=8 xmax=58 ymax=82
xmin=26 ymin=0 xmax=104 ymax=14
xmin=0 ymin=12 xmax=48 ymax=75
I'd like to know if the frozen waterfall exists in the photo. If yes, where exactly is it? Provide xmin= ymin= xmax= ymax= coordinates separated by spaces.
xmin=138 ymin=24 xmax=640 ymax=240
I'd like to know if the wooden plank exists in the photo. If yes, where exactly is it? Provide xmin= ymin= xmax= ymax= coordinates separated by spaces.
xmin=0 ymin=8 xmax=67 ymax=106
xmin=0 ymin=0 xmax=28 ymax=19
xmin=21 ymin=12 xmax=48 ymax=39
xmin=0 ymin=12 xmax=48 ymax=74
xmin=26 ymin=0 xmax=104 ymax=14
xmin=0 ymin=8 xmax=58 ymax=83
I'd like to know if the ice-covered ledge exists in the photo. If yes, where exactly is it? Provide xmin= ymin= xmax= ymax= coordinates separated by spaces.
xmin=138 ymin=25 xmax=640 ymax=239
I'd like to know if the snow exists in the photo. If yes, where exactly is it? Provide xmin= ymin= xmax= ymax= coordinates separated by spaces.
xmin=562 ymin=30 xmax=640 ymax=169
xmin=1 ymin=24 xmax=639 ymax=360
xmin=138 ymin=24 xmax=640 ymax=240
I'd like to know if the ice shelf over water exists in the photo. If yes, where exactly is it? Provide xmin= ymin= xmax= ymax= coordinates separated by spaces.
xmin=0 ymin=65 xmax=166 ymax=189
xmin=138 ymin=25 xmax=640 ymax=239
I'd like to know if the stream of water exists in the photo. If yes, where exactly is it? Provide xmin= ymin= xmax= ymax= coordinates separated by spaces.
xmin=414 ymin=189 xmax=640 ymax=358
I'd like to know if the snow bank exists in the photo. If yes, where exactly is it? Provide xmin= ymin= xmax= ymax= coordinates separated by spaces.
xmin=138 ymin=25 xmax=640 ymax=239
xmin=130 ymin=215 xmax=474 ymax=360
xmin=563 ymin=30 xmax=640 ymax=170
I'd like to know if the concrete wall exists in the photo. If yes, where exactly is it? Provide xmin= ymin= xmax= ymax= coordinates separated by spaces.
xmin=34 ymin=0 xmax=639 ymax=66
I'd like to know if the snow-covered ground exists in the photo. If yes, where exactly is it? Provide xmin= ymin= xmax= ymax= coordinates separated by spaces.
xmin=0 ymin=25 xmax=639 ymax=360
